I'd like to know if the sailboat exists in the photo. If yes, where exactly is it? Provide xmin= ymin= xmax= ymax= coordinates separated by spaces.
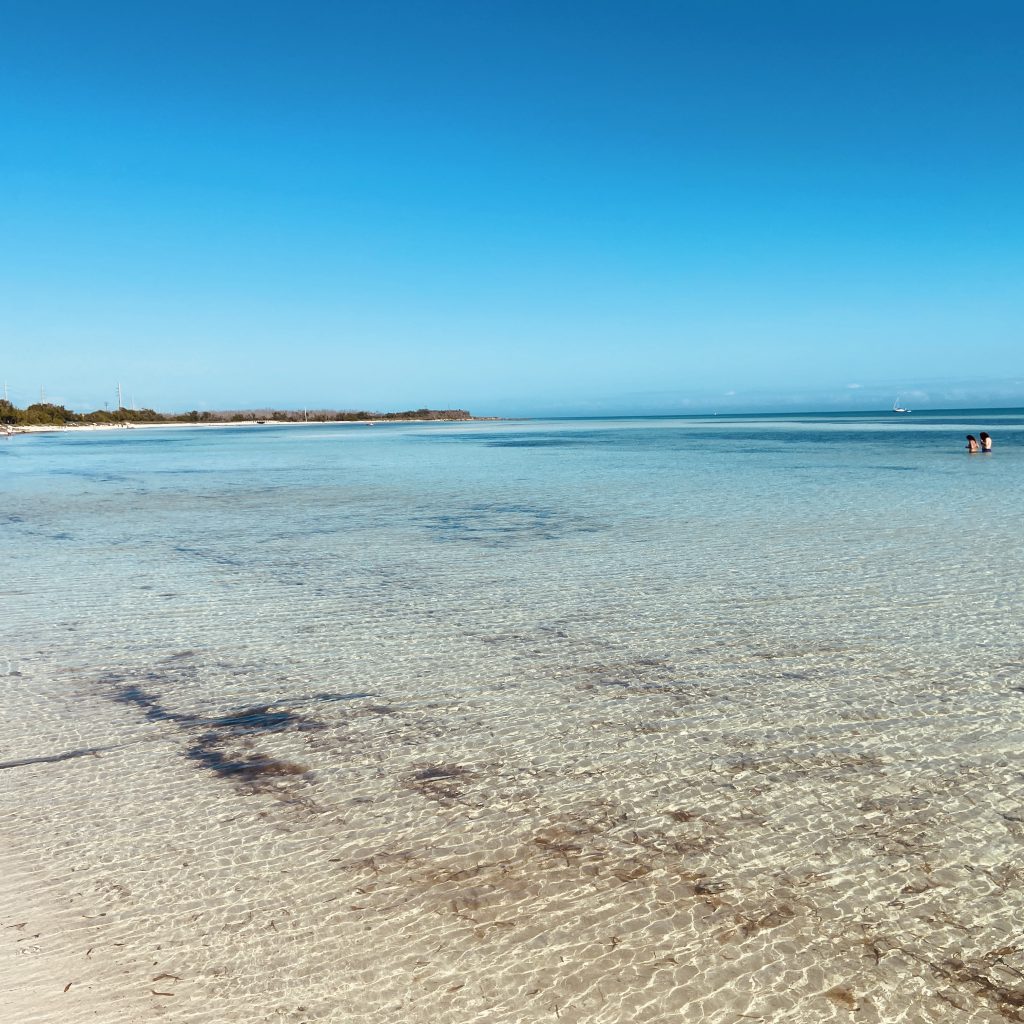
xmin=892 ymin=395 xmax=910 ymax=413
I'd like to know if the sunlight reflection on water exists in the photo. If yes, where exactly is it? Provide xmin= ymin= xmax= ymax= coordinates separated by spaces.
xmin=2 ymin=414 xmax=1023 ymax=1023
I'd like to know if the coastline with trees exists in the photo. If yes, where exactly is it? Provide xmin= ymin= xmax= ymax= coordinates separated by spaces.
xmin=1 ymin=401 xmax=485 ymax=432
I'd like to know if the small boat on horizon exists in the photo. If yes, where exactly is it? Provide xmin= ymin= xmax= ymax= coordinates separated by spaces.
xmin=892 ymin=395 xmax=911 ymax=413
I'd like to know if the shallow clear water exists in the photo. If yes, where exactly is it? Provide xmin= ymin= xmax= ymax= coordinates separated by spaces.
xmin=2 ymin=412 xmax=1023 ymax=1023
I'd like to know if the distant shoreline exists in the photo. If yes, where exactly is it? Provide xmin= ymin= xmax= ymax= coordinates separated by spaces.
xmin=3 ymin=417 xmax=499 ymax=437
xmin=1 ymin=401 xmax=500 ymax=436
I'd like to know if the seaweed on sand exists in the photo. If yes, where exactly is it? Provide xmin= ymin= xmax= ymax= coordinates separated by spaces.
xmin=107 ymin=683 xmax=322 ymax=788
xmin=407 ymin=763 xmax=473 ymax=803
xmin=184 ymin=737 xmax=310 ymax=784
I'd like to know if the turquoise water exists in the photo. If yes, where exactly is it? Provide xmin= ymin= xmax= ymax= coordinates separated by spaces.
xmin=3 ymin=411 xmax=1024 ymax=1024
xmin=4 ymin=410 xmax=1022 ymax=683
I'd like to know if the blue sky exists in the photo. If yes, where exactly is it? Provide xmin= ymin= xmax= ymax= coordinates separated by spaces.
xmin=2 ymin=1 xmax=1022 ymax=414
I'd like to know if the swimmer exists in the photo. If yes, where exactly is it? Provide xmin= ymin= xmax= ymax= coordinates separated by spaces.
xmin=966 ymin=435 xmax=980 ymax=453
xmin=980 ymin=431 xmax=993 ymax=452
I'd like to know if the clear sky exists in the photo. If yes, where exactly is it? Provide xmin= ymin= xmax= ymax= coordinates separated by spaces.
xmin=2 ymin=1 xmax=1022 ymax=415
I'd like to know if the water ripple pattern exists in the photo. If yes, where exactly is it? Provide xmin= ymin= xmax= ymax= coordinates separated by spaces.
xmin=2 ymin=412 xmax=1024 ymax=1023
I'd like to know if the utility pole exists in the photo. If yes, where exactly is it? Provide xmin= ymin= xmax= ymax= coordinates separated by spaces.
xmin=3 ymin=381 xmax=7 ymax=402
xmin=40 ymin=385 xmax=45 ymax=403
xmin=117 ymin=382 xmax=123 ymax=410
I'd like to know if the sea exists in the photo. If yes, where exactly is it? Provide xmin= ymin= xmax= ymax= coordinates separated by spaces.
xmin=2 ymin=410 xmax=1023 ymax=1024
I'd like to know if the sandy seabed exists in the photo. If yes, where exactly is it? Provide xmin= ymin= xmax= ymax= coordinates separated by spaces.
xmin=3 ymin=637 xmax=1023 ymax=1024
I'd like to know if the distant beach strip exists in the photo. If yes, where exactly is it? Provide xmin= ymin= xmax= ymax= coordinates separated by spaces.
xmin=1 ymin=399 xmax=493 ymax=434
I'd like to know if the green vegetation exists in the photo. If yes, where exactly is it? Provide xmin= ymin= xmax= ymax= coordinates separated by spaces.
xmin=0 ymin=400 xmax=475 ymax=427
xmin=0 ymin=400 xmax=164 ymax=426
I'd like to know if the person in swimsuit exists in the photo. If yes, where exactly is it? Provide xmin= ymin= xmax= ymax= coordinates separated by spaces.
xmin=966 ymin=435 xmax=980 ymax=453
xmin=980 ymin=431 xmax=992 ymax=452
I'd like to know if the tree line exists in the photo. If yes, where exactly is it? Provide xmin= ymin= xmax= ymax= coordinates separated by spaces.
xmin=0 ymin=401 xmax=474 ymax=426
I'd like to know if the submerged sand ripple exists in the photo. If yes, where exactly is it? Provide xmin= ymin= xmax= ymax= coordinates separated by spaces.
xmin=3 ymin=643 xmax=1023 ymax=1024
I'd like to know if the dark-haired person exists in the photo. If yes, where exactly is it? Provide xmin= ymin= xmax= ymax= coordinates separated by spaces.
xmin=966 ymin=435 xmax=980 ymax=453
xmin=980 ymin=431 xmax=993 ymax=452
